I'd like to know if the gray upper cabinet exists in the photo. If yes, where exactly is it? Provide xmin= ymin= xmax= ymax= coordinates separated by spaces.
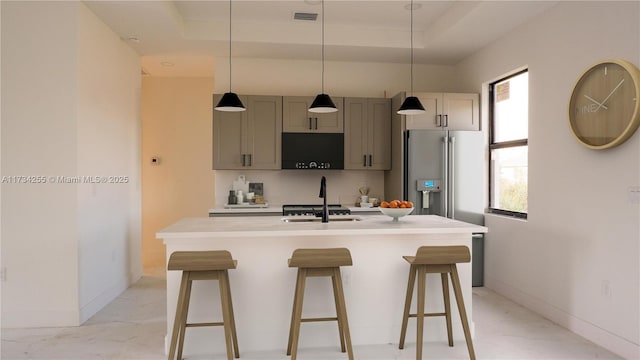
xmin=282 ymin=96 xmax=344 ymax=133
xmin=213 ymin=95 xmax=282 ymax=170
xmin=344 ymin=97 xmax=391 ymax=170
xmin=406 ymin=93 xmax=479 ymax=131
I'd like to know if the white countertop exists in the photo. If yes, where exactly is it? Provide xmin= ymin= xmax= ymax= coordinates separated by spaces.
xmin=158 ymin=214 xmax=487 ymax=239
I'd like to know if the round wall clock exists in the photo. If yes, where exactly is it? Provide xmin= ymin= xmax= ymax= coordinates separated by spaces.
xmin=569 ymin=59 xmax=640 ymax=149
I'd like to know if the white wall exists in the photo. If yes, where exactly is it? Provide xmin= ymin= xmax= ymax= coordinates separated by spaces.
xmin=76 ymin=4 xmax=142 ymax=322
xmin=1 ymin=1 xmax=80 ymax=327
xmin=214 ymin=57 xmax=458 ymax=98
xmin=455 ymin=2 xmax=640 ymax=358
xmin=1 ymin=1 xmax=141 ymax=327
xmin=213 ymin=57 xmax=457 ymax=206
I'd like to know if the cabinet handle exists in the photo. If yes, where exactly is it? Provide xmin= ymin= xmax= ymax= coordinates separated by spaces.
xmin=443 ymin=114 xmax=449 ymax=127
xmin=309 ymin=117 xmax=313 ymax=130
xmin=248 ymin=154 xmax=252 ymax=166
xmin=368 ymin=155 xmax=372 ymax=167
xmin=363 ymin=155 xmax=367 ymax=167
xmin=241 ymin=154 xmax=246 ymax=166
xmin=315 ymin=117 xmax=318 ymax=130
xmin=437 ymin=114 xmax=442 ymax=127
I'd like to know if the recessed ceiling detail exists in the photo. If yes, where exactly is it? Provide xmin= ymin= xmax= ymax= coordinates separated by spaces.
xmin=85 ymin=1 xmax=558 ymax=74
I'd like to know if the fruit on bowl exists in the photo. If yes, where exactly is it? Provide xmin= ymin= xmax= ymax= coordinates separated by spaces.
xmin=380 ymin=200 xmax=413 ymax=209
xmin=379 ymin=200 xmax=414 ymax=221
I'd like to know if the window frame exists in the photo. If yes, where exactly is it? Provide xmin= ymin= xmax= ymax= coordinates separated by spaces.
xmin=488 ymin=69 xmax=529 ymax=219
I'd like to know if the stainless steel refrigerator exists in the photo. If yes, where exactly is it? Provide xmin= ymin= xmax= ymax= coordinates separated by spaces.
xmin=403 ymin=129 xmax=486 ymax=285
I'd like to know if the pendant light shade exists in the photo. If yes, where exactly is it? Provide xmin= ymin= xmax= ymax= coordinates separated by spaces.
xmin=215 ymin=0 xmax=245 ymax=112
xmin=397 ymin=96 xmax=425 ymax=115
xmin=215 ymin=92 xmax=245 ymax=112
xmin=397 ymin=0 xmax=425 ymax=115
xmin=309 ymin=0 xmax=337 ymax=113
xmin=309 ymin=94 xmax=337 ymax=113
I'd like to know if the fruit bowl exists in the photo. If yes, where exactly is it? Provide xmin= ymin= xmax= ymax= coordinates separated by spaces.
xmin=379 ymin=207 xmax=414 ymax=221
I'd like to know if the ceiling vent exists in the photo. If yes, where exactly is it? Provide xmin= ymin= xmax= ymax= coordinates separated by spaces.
xmin=294 ymin=12 xmax=318 ymax=21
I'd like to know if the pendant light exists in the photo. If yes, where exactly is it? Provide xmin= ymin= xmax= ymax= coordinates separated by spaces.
xmin=397 ymin=0 xmax=425 ymax=115
xmin=309 ymin=0 xmax=338 ymax=113
xmin=215 ymin=0 xmax=245 ymax=112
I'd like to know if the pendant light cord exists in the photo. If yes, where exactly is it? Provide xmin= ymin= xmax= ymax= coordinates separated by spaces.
xmin=321 ymin=0 xmax=325 ymax=94
xmin=410 ymin=0 xmax=414 ymax=96
xmin=229 ymin=0 xmax=232 ymax=93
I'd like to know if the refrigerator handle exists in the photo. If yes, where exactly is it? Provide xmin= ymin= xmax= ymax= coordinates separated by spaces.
xmin=449 ymin=136 xmax=455 ymax=219
xmin=442 ymin=136 xmax=448 ymax=218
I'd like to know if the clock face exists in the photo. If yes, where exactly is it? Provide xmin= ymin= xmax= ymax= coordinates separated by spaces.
xmin=569 ymin=60 xmax=640 ymax=149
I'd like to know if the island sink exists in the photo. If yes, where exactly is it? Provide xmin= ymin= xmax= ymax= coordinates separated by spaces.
xmin=281 ymin=216 xmax=362 ymax=223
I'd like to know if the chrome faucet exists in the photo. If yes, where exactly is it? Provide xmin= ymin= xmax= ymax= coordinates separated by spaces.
xmin=319 ymin=176 xmax=328 ymax=223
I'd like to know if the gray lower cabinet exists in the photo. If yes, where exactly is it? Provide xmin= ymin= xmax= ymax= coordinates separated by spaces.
xmin=344 ymin=97 xmax=391 ymax=170
xmin=282 ymin=96 xmax=344 ymax=133
xmin=213 ymin=95 xmax=282 ymax=170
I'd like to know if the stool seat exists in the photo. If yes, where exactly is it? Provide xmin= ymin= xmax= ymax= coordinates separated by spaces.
xmin=287 ymin=248 xmax=354 ymax=360
xmin=168 ymin=250 xmax=237 ymax=271
xmin=288 ymin=248 xmax=353 ymax=268
xmin=403 ymin=245 xmax=470 ymax=265
xmin=399 ymin=245 xmax=475 ymax=360
xmin=168 ymin=250 xmax=239 ymax=360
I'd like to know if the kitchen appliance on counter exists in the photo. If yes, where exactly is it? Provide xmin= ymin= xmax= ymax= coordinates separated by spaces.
xmin=281 ymin=133 xmax=344 ymax=169
xmin=282 ymin=204 xmax=351 ymax=216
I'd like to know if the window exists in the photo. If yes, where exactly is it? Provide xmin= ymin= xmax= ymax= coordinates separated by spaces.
xmin=489 ymin=70 xmax=528 ymax=218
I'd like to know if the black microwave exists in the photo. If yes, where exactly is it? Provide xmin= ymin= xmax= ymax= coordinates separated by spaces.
xmin=281 ymin=133 xmax=344 ymax=170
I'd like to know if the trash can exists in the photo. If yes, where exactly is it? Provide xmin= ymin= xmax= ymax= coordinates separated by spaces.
xmin=472 ymin=233 xmax=484 ymax=287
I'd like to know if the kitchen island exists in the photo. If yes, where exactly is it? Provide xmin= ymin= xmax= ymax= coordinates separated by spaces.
xmin=157 ymin=215 xmax=487 ymax=357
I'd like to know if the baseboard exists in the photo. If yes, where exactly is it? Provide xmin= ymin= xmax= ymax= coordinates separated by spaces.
xmin=485 ymin=276 xmax=640 ymax=359
xmin=79 ymin=275 xmax=129 ymax=324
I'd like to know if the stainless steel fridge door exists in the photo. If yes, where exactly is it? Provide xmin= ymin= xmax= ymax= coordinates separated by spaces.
xmin=405 ymin=130 xmax=447 ymax=215
xmin=448 ymin=130 xmax=485 ymax=225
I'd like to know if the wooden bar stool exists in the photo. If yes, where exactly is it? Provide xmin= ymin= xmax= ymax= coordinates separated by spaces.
xmin=167 ymin=251 xmax=239 ymax=360
xmin=286 ymin=248 xmax=354 ymax=360
xmin=398 ymin=246 xmax=475 ymax=360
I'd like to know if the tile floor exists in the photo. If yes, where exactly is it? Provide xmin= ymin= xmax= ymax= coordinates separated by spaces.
xmin=1 ymin=275 xmax=621 ymax=359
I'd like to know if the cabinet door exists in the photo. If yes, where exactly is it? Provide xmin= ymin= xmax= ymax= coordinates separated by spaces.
xmin=283 ymin=96 xmax=344 ymax=133
xmin=442 ymin=93 xmax=479 ymax=131
xmin=213 ymin=94 xmax=248 ymax=169
xmin=368 ymin=98 xmax=391 ymax=170
xmin=344 ymin=98 xmax=391 ymax=170
xmin=344 ymin=98 xmax=368 ymax=169
xmin=315 ymin=97 xmax=344 ymax=132
xmin=405 ymin=93 xmax=442 ymax=130
xmin=246 ymin=96 xmax=282 ymax=169
xmin=283 ymin=96 xmax=313 ymax=132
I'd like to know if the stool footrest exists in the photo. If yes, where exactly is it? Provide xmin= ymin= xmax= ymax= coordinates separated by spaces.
xmin=408 ymin=312 xmax=447 ymax=318
xmin=186 ymin=321 xmax=225 ymax=328
xmin=301 ymin=316 xmax=339 ymax=323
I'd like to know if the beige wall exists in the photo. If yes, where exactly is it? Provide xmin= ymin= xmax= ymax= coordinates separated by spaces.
xmin=455 ymin=2 xmax=640 ymax=358
xmin=141 ymin=77 xmax=215 ymax=272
